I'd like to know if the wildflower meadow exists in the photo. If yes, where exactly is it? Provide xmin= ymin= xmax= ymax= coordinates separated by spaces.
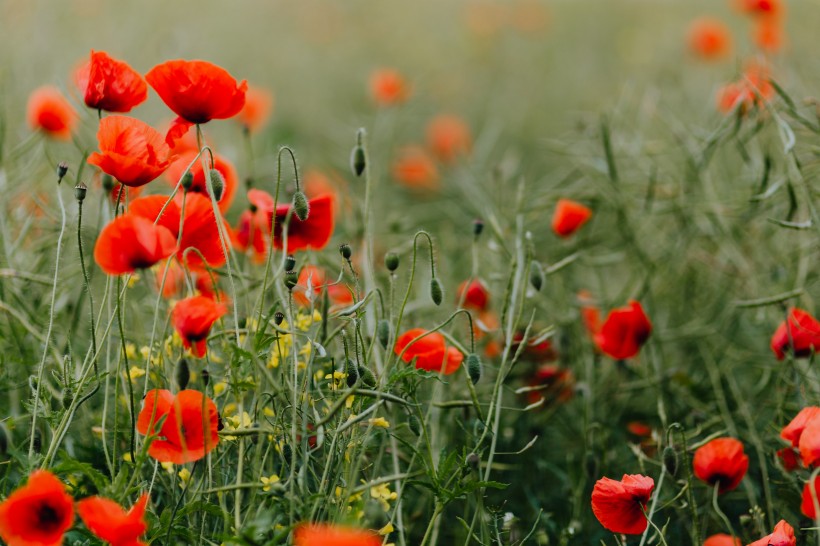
xmin=2 ymin=0 xmax=820 ymax=545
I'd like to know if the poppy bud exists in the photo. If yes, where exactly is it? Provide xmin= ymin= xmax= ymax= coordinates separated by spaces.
xmin=377 ymin=319 xmax=391 ymax=349
xmin=662 ymin=446 xmax=678 ymax=477
xmin=339 ymin=243 xmax=352 ymax=260
xmin=408 ymin=413 xmax=421 ymax=436
xmin=284 ymin=254 xmax=296 ymax=271
xmin=284 ymin=270 xmax=299 ymax=291
xmin=351 ymin=144 xmax=366 ymax=177
xmin=466 ymin=353 xmax=482 ymax=384
xmin=274 ymin=311 xmax=285 ymax=326
xmin=430 ymin=278 xmax=444 ymax=306
xmin=293 ymin=191 xmax=309 ymax=221
xmin=61 ymin=388 xmax=73 ymax=410
xmin=385 ymin=252 xmax=399 ymax=272
xmin=359 ymin=365 xmax=377 ymax=388
xmin=57 ymin=162 xmax=69 ymax=182
xmin=201 ymin=368 xmax=210 ymax=386
xmin=74 ymin=181 xmax=87 ymax=202
xmin=530 ymin=264 xmax=543 ymax=292
xmin=473 ymin=219 xmax=484 ymax=237
xmin=181 ymin=171 xmax=194 ymax=191
xmin=176 ymin=358 xmax=191 ymax=390
xmin=102 ymin=173 xmax=116 ymax=191
xmin=344 ymin=358 xmax=359 ymax=388
xmin=209 ymin=170 xmax=225 ymax=201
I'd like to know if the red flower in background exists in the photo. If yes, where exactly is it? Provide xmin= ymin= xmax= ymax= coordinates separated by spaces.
xmin=457 ymin=279 xmax=490 ymax=311
xmin=594 ymin=301 xmax=652 ymax=359
xmin=94 ymin=215 xmax=176 ymax=276
xmin=801 ymin=475 xmax=820 ymax=518
xmin=88 ymin=115 xmax=173 ymax=187
xmin=172 ymin=295 xmax=227 ymax=358
xmin=798 ymin=414 xmax=820 ymax=467
xmin=155 ymin=260 xmax=221 ymax=300
xmin=526 ymin=364 xmax=574 ymax=405
xmin=426 ymin=114 xmax=471 ymax=162
xmin=776 ymin=447 xmax=799 ymax=472
xmin=770 ymin=308 xmax=820 ymax=360
xmin=370 ymin=68 xmax=410 ymax=106
xmin=590 ymin=474 xmax=654 ymax=534
xmin=393 ymin=146 xmax=440 ymax=191
xmin=146 ymin=59 xmax=247 ymax=145
xmin=237 ymin=85 xmax=274 ymax=133
xmin=164 ymin=151 xmax=239 ymax=212
xmin=76 ymin=50 xmax=147 ymax=113
xmin=552 ymin=199 xmax=592 ymax=238
xmin=0 ymin=470 xmax=74 ymax=546
xmin=693 ymin=437 xmax=749 ymax=494
xmin=272 ymin=193 xmax=335 ymax=252
xmin=704 ymin=534 xmax=741 ymax=546
xmin=292 ymin=265 xmax=354 ymax=308
xmin=780 ymin=406 xmax=820 ymax=447
xmin=294 ymin=523 xmax=381 ymax=546
xmin=137 ymin=389 xmax=219 ymax=463
xmin=395 ymin=328 xmax=464 ymax=375
xmin=748 ymin=520 xmax=795 ymax=546
xmin=717 ymin=62 xmax=775 ymax=115
xmin=233 ymin=189 xmax=275 ymax=262
xmin=27 ymin=86 xmax=77 ymax=140
xmin=77 ymin=494 xmax=149 ymax=546
xmin=736 ymin=0 xmax=782 ymax=17
xmin=687 ymin=18 xmax=732 ymax=60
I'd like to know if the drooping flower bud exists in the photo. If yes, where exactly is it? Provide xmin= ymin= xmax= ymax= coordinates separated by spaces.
xmin=209 ymin=169 xmax=225 ymax=201
xmin=430 ymin=278 xmax=444 ymax=306
xmin=466 ymin=353 xmax=482 ymax=384
xmin=176 ymin=358 xmax=191 ymax=390
xmin=385 ymin=252 xmax=399 ymax=272
xmin=292 ymin=191 xmax=309 ymax=221
xmin=284 ymin=254 xmax=296 ymax=271
xmin=663 ymin=446 xmax=679 ymax=477
xmin=74 ymin=181 xmax=87 ymax=202
xmin=339 ymin=243 xmax=352 ymax=260
xmin=377 ymin=319 xmax=391 ymax=349
xmin=530 ymin=263 xmax=544 ymax=292
xmin=284 ymin=270 xmax=299 ymax=291
xmin=351 ymin=143 xmax=366 ymax=177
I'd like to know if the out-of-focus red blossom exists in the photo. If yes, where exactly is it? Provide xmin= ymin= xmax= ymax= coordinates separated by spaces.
xmin=294 ymin=523 xmax=381 ymax=546
xmin=272 ymin=193 xmax=335 ymax=252
xmin=77 ymin=494 xmax=149 ymax=546
xmin=0 ymin=469 xmax=74 ymax=546
xmin=155 ymin=260 xmax=221 ymax=301
xmin=370 ymin=68 xmax=410 ymax=106
xmin=145 ymin=59 xmax=247 ymax=145
xmin=717 ymin=62 xmax=775 ymax=115
xmin=137 ymin=389 xmax=219 ymax=463
xmin=26 ymin=86 xmax=77 ymax=140
xmin=512 ymin=332 xmax=557 ymax=362
xmin=107 ymin=180 xmax=142 ymax=205
xmin=292 ymin=265 xmax=354 ymax=308
xmin=94 ymin=215 xmax=176 ymax=276
xmin=770 ymin=308 xmax=820 ymax=360
xmin=172 ymin=295 xmax=227 ymax=358
xmin=704 ymin=534 xmax=741 ymax=546
xmin=88 ymin=115 xmax=173 ymax=188
xmin=693 ymin=437 xmax=749 ymax=494
xmin=627 ymin=422 xmax=653 ymax=438
xmin=735 ymin=0 xmax=783 ymax=17
xmin=392 ymin=146 xmax=440 ymax=191
xmin=129 ymin=193 xmax=228 ymax=271
xmin=780 ymin=406 xmax=820 ymax=447
xmin=457 ymin=279 xmax=490 ymax=311
xmin=234 ymin=189 xmax=275 ymax=263
xmin=164 ymin=151 xmax=238 ymax=212
xmin=776 ymin=447 xmax=799 ymax=472
xmin=594 ymin=301 xmax=652 ymax=360
xmin=237 ymin=85 xmax=274 ymax=133
xmin=426 ymin=114 xmax=471 ymax=162
xmin=748 ymin=520 xmax=795 ymax=546
xmin=590 ymin=474 xmax=654 ymax=535
xmin=687 ymin=18 xmax=732 ymax=60
xmin=526 ymin=364 xmax=574 ymax=405
xmin=578 ymin=290 xmax=602 ymax=338
xmin=798 ymin=414 xmax=820 ymax=467
xmin=801 ymin=475 xmax=820 ymax=518
xmin=552 ymin=199 xmax=592 ymax=238
xmin=753 ymin=18 xmax=784 ymax=52
xmin=75 ymin=50 xmax=147 ymax=113
xmin=510 ymin=0 xmax=550 ymax=34
xmin=395 ymin=328 xmax=464 ymax=375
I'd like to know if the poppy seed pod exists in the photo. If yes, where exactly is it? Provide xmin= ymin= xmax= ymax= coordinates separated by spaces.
xmin=351 ymin=144 xmax=366 ymax=177
xmin=74 ymin=181 xmax=88 ymax=202
xmin=530 ymin=264 xmax=544 ymax=291
xmin=377 ymin=319 xmax=391 ymax=349
xmin=274 ymin=311 xmax=285 ymax=326
xmin=344 ymin=359 xmax=359 ymax=388
xmin=181 ymin=171 xmax=194 ymax=191
xmin=339 ymin=243 xmax=352 ymax=260
xmin=385 ymin=252 xmax=399 ymax=272
xmin=430 ymin=278 xmax=444 ymax=306
xmin=292 ymin=191 xmax=309 ymax=221
xmin=284 ymin=270 xmax=299 ymax=291
xmin=662 ymin=446 xmax=678 ymax=477
xmin=57 ymin=162 xmax=69 ymax=182
xmin=209 ymin=169 xmax=225 ymax=202
xmin=466 ymin=353 xmax=482 ymax=384
xmin=176 ymin=358 xmax=191 ymax=390
xmin=284 ymin=254 xmax=296 ymax=271
xmin=102 ymin=174 xmax=116 ymax=191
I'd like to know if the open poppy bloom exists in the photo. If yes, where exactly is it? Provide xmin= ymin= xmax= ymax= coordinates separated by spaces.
xmin=237 ymin=85 xmax=274 ymax=133
xmin=0 ymin=469 xmax=74 ymax=546
xmin=687 ymin=18 xmax=732 ymax=60
xmin=137 ymin=389 xmax=219 ymax=463
xmin=693 ymin=437 xmax=749 ymax=494
xmin=704 ymin=534 xmax=741 ymax=546
xmin=457 ymin=279 xmax=490 ymax=311
xmin=370 ymin=68 xmax=410 ymax=106
xmin=76 ymin=50 xmax=147 ymax=113
xmin=801 ymin=475 xmax=820 ymax=518
xmin=146 ymin=59 xmax=247 ymax=145
xmin=590 ymin=474 xmax=654 ymax=534
xmin=172 ymin=295 xmax=228 ymax=358
xmin=233 ymin=189 xmax=275 ymax=262
xmin=395 ymin=328 xmax=464 ymax=375
xmin=164 ymin=151 xmax=238 ymax=212
xmin=392 ymin=146 xmax=440 ymax=191
xmin=294 ymin=523 xmax=381 ymax=546
xmin=426 ymin=114 xmax=471 ymax=162
xmin=77 ymin=494 xmax=149 ymax=546
xmin=552 ymin=199 xmax=592 ymax=238
xmin=272 ymin=193 xmax=335 ymax=252
xmin=748 ymin=520 xmax=795 ymax=546
xmin=770 ymin=308 xmax=820 ymax=360
xmin=94 ymin=215 xmax=176 ymax=275
xmin=593 ymin=301 xmax=652 ymax=359
xmin=798 ymin=413 xmax=820 ymax=467
xmin=780 ymin=406 xmax=820 ymax=447
xmin=26 ymin=86 xmax=77 ymax=140
xmin=88 ymin=115 xmax=173 ymax=187
xmin=292 ymin=265 xmax=354 ymax=307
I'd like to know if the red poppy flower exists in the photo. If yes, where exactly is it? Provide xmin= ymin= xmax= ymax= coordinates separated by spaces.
xmin=154 ymin=260 xmax=221 ymax=300
xmin=526 ymin=364 xmax=574 ymax=405
xmin=735 ymin=0 xmax=782 ymax=17
xmin=780 ymin=406 xmax=820 ymax=447
xmin=776 ymin=447 xmax=799 ymax=472
xmin=748 ymin=520 xmax=795 ymax=546
xmin=693 ymin=437 xmax=749 ymax=494
xmin=294 ymin=523 xmax=381 ymax=546
xmin=798 ymin=414 xmax=820 ymax=467
xmin=27 ymin=86 xmax=77 ymax=140
xmin=172 ymin=295 xmax=228 ymax=358
xmin=233 ymin=189 xmax=275 ymax=262
xmin=771 ymin=308 xmax=820 ymax=360
xmin=704 ymin=534 xmax=741 ymax=546
xmin=76 ymin=50 xmax=147 ymax=113
xmin=94 ymin=215 xmax=176 ymax=276
xmin=627 ymin=422 xmax=653 ymax=438
xmin=552 ymin=199 xmax=592 ymax=238
xmin=753 ymin=18 xmax=784 ymax=53
xmin=392 ymin=146 xmax=439 ymax=191
xmin=292 ymin=265 xmax=354 ymax=308
xmin=590 ymin=474 xmax=654 ymax=535
xmin=717 ymin=62 xmax=775 ymax=115
xmin=137 ymin=389 xmax=219 ymax=463
xmin=426 ymin=114 xmax=471 ymax=162
xmin=129 ymin=193 xmax=228 ymax=271
xmin=88 ymin=115 xmax=173 ymax=188
xmin=511 ymin=332 xmax=557 ymax=362
xmin=237 ymin=85 xmax=274 ymax=133
xmin=457 ymin=279 xmax=490 ymax=311
xmin=145 ymin=59 xmax=247 ymax=145
xmin=395 ymin=328 xmax=464 ymax=375
xmin=594 ymin=301 xmax=651 ymax=359
xmin=370 ymin=69 xmax=410 ymax=106
xmin=77 ymin=494 xmax=149 ymax=546
xmin=687 ymin=18 xmax=732 ymax=60
xmin=272 ymin=193 xmax=335 ymax=252
xmin=0 ymin=469 xmax=74 ymax=546
xmin=164 ymin=151 xmax=238 ymax=212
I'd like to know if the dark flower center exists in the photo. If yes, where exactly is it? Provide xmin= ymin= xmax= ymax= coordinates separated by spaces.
xmin=36 ymin=502 xmax=63 ymax=531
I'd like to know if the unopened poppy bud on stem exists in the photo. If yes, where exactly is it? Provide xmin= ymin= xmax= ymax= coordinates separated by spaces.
xmin=377 ymin=319 xmax=391 ymax=349
xmin=102 ymin=174 xmax=115 ymax=191
xmin=385 ymin=252 xmax=399 ymax=272
xmin=209 ymin=169 xmax=225 ymax=201
xmin=473 ymin=219 xmax=484 ymax=237
xmin=181 ymin=171 xmax=194 ymax=191
xmin=530 ymin=263 xmax=543 ymax=291
xmin=430 ymin=278 xmax=444 ymax=306
xmin=662 ymin=446 xmax=678 ymax=476
xmin=74 ymin=181 xmax=88 ymax=202
xmin=466 ymin=353 xmax=482 ymax=384
xmin=292 ymin=191 xmax=309 ymax=221
xmin=344 ymin=358 xmax=359 ymax=388
xmin=339 ymin=243 xmax=352 ymax=260
xmin=351 ymin=130 xmax=366 ymax=177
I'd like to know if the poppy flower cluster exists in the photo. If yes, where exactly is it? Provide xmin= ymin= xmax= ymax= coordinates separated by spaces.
xmin=590 ymin=474 xmax=654 ymax=534
xmin=395 ymin=328 xmax=464 ymax=375
xmin=590 ymin=300 xmax=652 ymax=360
xmin=692 ymin=437 xmax=749 ymax=494
xmin=0 ymin=470 xmax=148 ymax=546
xmin=770 ymin=308 xmax=820 ymax=360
